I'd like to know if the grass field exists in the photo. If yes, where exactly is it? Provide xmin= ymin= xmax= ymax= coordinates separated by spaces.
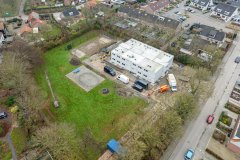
xmin=11 ymin=128 xmax=27 ymax=155
xmin=0 ymin=0 xmax=20 ymax=17
xmin=36 ymin=31 xmax=146 ymax=146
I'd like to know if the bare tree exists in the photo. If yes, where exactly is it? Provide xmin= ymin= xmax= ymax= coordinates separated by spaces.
xmin=32 ymin=123 xmax=81 ymax=160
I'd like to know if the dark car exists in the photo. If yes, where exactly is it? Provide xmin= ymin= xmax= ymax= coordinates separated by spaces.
xmin=132 ymin=84 xmax=143 ymax=92
xmin=207 ymin=114 xmax=214 ymax=124
xmin=235 ymin=56 xmax=240 ymax=64
xmin=0 ymin=112 xmax=7 ymax=119
xmin=104 ymin=66 xmax=116 ymax=76
xmin=135 ymin=79 xmax=149 ymax=89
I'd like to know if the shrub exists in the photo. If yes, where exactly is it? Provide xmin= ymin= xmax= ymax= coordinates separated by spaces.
xmin=219 ymin=112 xmax=232 ymax=126
xmin=5 ymin=96 xmax=15 ymax=107
xmin=66 ymin=44 xmax=72 ymax=50
xmin=69 ymin=57 xmax=81 ymax=66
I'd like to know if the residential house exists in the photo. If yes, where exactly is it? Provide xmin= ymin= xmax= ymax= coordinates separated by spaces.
xmin=64 ymin=0 xmax=73 ymax=6
xmin=227 ymin=115 xmax=240 ymax=153
xmin=228 ymin=80 xmax=240 ymax=108
xmin=61 ymin=8 xmax=80 ymax=19
xmin=190 ymin=0 xmax=213 ymax=11
xmin=27 ymin=12 xmax=44 ymax=28
xmin=140 ymin=0 xmax=170 ymax=15
xmin=211 ymin=3 xmax=238 ymax=22
xmin=118 ymin=5 xmax=181 ymax=31
xmin=191 ymin=24 xmax=226 ymax=45
xmin=19 ymin=11 xmax=44 ymax=35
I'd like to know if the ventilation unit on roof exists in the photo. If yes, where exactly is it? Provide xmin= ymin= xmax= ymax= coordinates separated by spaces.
xmin=127 ymin=54 xmax=134 ymax=58
xmin=158 ymin=16 xmax=165 ymax=21
xmin=224 ymin=11 xmax=230 ymax=15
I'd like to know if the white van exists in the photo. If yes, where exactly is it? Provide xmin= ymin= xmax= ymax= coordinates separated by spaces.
xmin=117 ymin=74 xmax=129 ymax=84
xmin=167 ymin=74 xmax=177 ymax=92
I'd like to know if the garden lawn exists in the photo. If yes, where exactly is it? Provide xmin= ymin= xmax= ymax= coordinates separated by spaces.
xmin=11 ymin=128 xmax=27 ymax=156
xmin=36 ymin=31 xmax=146 ymax=143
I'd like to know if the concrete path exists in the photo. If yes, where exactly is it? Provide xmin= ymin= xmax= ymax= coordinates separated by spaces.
xmin=5 ymin=133 xmax=17 ymax=160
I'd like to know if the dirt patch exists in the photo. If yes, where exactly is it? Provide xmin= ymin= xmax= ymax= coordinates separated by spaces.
xmin=0 ymin=122 xmax=11 ymax=137
xmin=115 ymin=85 xmax=134 ymax=97
xmin=76 ymin=36 xmax=115 ymax=56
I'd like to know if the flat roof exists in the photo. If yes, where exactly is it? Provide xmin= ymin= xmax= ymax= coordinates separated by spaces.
xmin=111 ymin=39 xmax=173 ymax=72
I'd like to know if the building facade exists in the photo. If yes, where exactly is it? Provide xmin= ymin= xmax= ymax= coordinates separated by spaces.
xmin=190 ymin=0 xmax=213 ymax=11
xmin=0 ymin=32 xmax=4 ymax=45
xmin=110 ymin=39 xmax=174 ymax=83
xmin=211 ymin=3 xmax=238 ymax=22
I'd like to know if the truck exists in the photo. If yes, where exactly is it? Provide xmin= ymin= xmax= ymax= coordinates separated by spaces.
xmin=167 ymin=74 xmax=177 ymax=92
xmin=135 ymin=79 xmax=149 ymax=90
xmin=117 ymin=74 xmax=129 ymax=84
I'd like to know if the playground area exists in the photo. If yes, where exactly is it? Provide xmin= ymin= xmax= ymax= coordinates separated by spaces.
xmin=71 ymin=35 xmax=115 ymax=58
xmin=66 ymin=66 xmax=105 ymax=92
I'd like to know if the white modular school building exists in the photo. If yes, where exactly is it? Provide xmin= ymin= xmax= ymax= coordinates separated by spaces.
xmin=110 ymin=39 xmax=174 ymax=84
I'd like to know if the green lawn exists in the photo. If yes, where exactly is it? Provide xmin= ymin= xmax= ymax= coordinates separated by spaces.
xmin=36 ymin=31 xmax=146 ymax=143
xmin=11 ymin=128 xmax=27 ymax=156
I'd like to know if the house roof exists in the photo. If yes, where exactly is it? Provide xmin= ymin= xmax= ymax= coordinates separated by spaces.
xmin=0 ymin=22 xmax=4 ymax=30
xmin=193 ymin=24 xmax=225 ymax=42
xmin=142 ymin=0 xmax=170 ymax=12
xmin=213 ymin=3 xmax=237 ymax=17
xmin=28 ymin=12 xmax=40 ymax=21
xmin=62 ymin=8 xmax=80 ymax=17
xmin=118 ymin=5 xmax=180 ymax=30
xmin=227 ymin=0 xmax=240 ymax=8
xmin=192 ymin=0 xmax=210 ymax=7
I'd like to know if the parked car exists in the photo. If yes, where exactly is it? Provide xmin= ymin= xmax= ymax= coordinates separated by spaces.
xmin=174 ymin=11 xmax=179 ymax=14
xmin=235 ymin=56 xmax=240 ymax=63
xmin=104 ymin=66 xmax=116 ymax=76
xmin=207 ymin=114 xmax=214 ymax=124
xmin=0 ymin=112 xmax=7 ymax=119
xmin=184 ymin=149 xmax=194 ymax=160
xmin=117 ymin=74 xmax=129 ymax=84
xmin=132 ymin=83 xmax=143 ymax=92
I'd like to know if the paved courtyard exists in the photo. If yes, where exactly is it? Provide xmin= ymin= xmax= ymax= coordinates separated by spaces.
xmin=66 ymin=66 xmax=105 ymax=92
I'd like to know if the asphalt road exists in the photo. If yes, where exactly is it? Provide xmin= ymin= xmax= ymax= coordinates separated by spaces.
xmin=167 ymin=35 xmax=240 ymax=160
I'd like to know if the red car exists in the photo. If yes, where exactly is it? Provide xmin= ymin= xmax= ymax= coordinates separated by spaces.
xmin=207 ymin=114 xmax=214 ymax=124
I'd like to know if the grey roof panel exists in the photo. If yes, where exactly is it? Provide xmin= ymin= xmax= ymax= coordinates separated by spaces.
xmin=192 ymin=0 xmax=210 ymax=7
xmin=213 ymin=3 xmax=237 ymax=17
xmin=62 ymin=8 xmax=80 ymax=17
xmin=118 ymin=5 xmax=180 ymax=29
xmin=195 ymin=24 xmax=225 ymax=41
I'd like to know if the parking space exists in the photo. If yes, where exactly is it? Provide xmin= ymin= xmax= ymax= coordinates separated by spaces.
xmin=163 ymin=1 xmax=233 ymax=32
